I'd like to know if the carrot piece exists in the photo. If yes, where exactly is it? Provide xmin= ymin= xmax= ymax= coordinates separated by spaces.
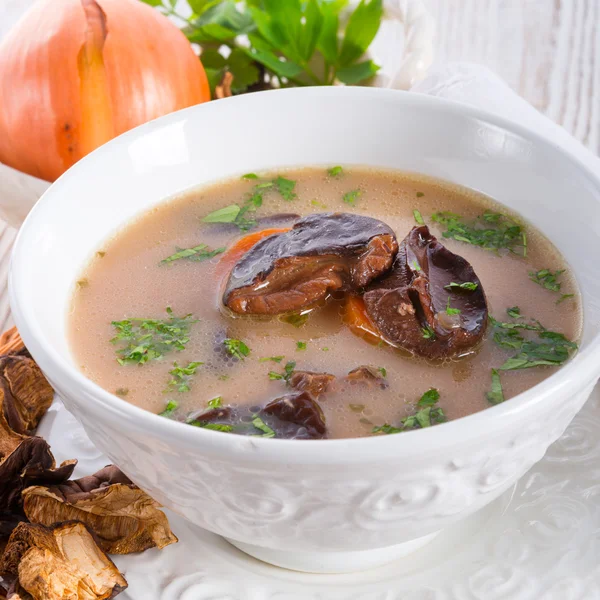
xmin=343 ymin=295 xmax=386 ymax=346
xmin=216 ymin=227 xmax=289 ymax=281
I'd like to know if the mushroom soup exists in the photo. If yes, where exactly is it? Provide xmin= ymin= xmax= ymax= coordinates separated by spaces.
xmin=69 ymin=167 xmax=582 ymax=439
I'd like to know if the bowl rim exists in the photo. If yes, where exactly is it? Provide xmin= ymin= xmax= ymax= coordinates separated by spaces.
xmin=9 ymin=86 xmax=600 ymax=461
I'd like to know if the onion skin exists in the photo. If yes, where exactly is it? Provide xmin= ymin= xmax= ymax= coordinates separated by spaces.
xmin=0 ymin=0 xmax=210 ymax=182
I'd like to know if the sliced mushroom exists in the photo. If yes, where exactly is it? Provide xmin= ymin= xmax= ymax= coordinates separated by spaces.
xmin=0 ymin=356 xmax=54 ymax=438
xmin=0 ymin=521 xmax=127 ymax=599
xmin=363 ymin=226 xmax=488 ymax=359
xmin=0 ymin=438 xmax=76 ymax=539
xmin=22 ymin=465 xmax=178 ymax=555
xmin=224 ymin=213 xmax=398 ymax=315
xmin=0 ymin=327 xmax=28 ymax=358
xmin=288 ymin=371 xmax=335 ymax=398
xmin=346 ymin=366 xmax=389 ymax=389
xmin=261 ymin=392 xmax=326 ymax=439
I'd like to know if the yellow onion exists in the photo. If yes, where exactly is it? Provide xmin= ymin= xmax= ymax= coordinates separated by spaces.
xmin=0 ymin=0 xmax=210 ymax=182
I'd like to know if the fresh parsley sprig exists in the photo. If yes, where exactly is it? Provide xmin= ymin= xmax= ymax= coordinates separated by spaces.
xmin=161 ymin=244 xmax=225 ymax=264
xmin=165 ymin=361 xmax=203 ymax=393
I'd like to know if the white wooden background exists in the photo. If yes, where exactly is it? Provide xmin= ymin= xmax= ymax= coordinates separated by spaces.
xmin=422 ymin=0 xmax=600 ymax=155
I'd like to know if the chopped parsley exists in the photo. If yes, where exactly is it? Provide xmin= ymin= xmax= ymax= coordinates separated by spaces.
xmin=416 ymin=191 xmax=425 ymax=198
xmin=378 ymin=367 xmax=387 ymax=378
xmin=413 ymin=209 xmax=425 ymax=225
xmin=431 ymin=211 xmax=526 ymax=255
xmin=444 ymin=281 xmax=478 ymax=292
xmin=115 ymin=388 xmax=129 ymax=397
xmin=242 ymin=173 xmax=258 ymax=180
xmin=422 ymin=326 xmax=435 ymax=340
xmin=208 ymin=396 xmax=222 ymax=408
xmin=445 ymin=298 xmax=461 ymax=315
xmin=411 ymin=260 xmax=421 ymax=272
xmin=490 ymin=313 xmax=577 ymax=370
xmin=506 ymin=306 xmax=522 ymax=319
xmin=557 ymin=293 xmax=575 ymax=304
xmin=311 ymin=199 xmax=327 ymax=209
xmin=281 ymin=312 xmax=310 ymax=327
xmin=202 ymin=204 xmax=241 ymax=224
xmin=274 ymin=176 xmax=297 ymax=201
xmin=161 ymin=244 xmax=225 ymax=264
xmin=486 ymin=369 xmax=505 ymax=405
xmin=111 ymin=308 xmax=197 ymax=365
xmin=269 ymin=361 xmax=296 ymax=382
xmin=372 ymin=388 xmax=446 ymax=434
xmin=223 ymin=338 xmax=250 ymax=360
xmin=328 ymin=166 xmax=343 ymax=177
xmin=191 ymin=422 xmax=233 ymax=432
xmin=165 ymin=361 xmax=203 ymax=393
xmin=159 ymin=399 xmax=178 ymax=418
xmin=259 ymin=356 xmax=284 ymax=363
xmin=343 ymin=189 xmax=362 ymax=205
xmin=529 ymin=268 xmax=564 ymax=292
xmin=252 ymin=417 xmax=276 ymax=438
xmin=296 ymin=341 xmax=307 ymax=351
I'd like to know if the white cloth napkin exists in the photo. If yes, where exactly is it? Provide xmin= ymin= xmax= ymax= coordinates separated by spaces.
xmin=411 ymin=62 xmax=600 ymax=172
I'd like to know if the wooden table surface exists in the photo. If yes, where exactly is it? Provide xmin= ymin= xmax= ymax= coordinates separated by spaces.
xmin=422 ymin=0 xmax=600 ymax=155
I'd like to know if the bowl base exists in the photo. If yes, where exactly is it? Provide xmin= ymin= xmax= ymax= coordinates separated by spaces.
xmin=225 ymin=531 xmax=440 ymax=574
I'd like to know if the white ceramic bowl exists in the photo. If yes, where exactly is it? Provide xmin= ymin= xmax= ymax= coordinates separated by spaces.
xmin=10 ymin=88 xmax=600 ymax=574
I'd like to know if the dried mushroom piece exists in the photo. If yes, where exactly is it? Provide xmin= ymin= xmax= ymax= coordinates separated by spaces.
xmin=23 ymin=465 xmax=177 ymax=555
xmin=288 ymin=371 xmax=335 ymax=398
xmin=346 ymin=366 xmax=389 ymax=389
xmin=0 ymin=521 xmax=127 ymax=599
xmin=262 ymin=392 xmax=327 ymax=439
xmin=224 ymin=213 xmax=398 ymax=315
xmin=0 ymin=327 xmax=27 ymax=358
xmin=0 ymin=438 xmax=76 ymax=539
xmin=363 ymin=226 xmax=488 ymax=359
xmin=0 ymin=356 xmax=54 ymax=437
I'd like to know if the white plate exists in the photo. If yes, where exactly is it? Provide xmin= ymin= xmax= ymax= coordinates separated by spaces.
xmin=37 ymin=390 xmax=600 ymax=600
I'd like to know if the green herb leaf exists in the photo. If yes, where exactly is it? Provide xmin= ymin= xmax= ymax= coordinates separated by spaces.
xmin=372 ymin=423 xmax=402 ymax=435
xmin=557 ymin=293 xmax=575 ymax=304
xmin=444 ymin=281 xmax=478 ymax=292
xmin=242 ymin=173 xmax=259 ymax=180
xmin=343 ymin=189 xmax=362 ymax=205
xmin=207 ymin=396 xmax=223 ymax=409
xmin=111 ymin=308 xmax=197 ymax=365
xmin=498 ymin=330 xmax=577 ymax=371
xmin=297 ymin=0 xmax=324 ymax=62
xmin=244 ymin=42 xmax=303 ymax=79
xmin=529 ymin=269 xmax=565 ymax=293
xmin=336 ymin=59 xmax=379 ymax=84
xmin=268 ymin=371 xmax=284 ymax=380
xmin=296 ymin=341 xmax=307 ymax=351
xmin=259 ymin=356 xmax=284 ymax=363
xmin=445 ymin=297 xmax=461 ymax=315
xmin=159 ymin=399 xmax=178 ymax=418
xmin=413 ymin=209 xmax=425 ymax=225
xmin=507 ymin=306 xmax=522 ymax=319
xmin=202 ymin=204 xmax=241 ymax=224
xmin=339 ymin=0 xmax=383 ymax=66
xmin=115 ymin=388 xmax=129 ymax=397
xmin=378 ymin=367 xmax=387 ymax=378
xmin=161 ymin=244 xmax=225 ymax=264
xmin=223 ymin=338 xmax=250 ymax=360
xmin=432 ymin=211 xmax=526 ymax=255
xmin=274 ymin=176 xmax=297 ymax=201
xmin=252 ymin=416 xmax=276 ymax=438
xmin=190 ymin=421 xmax=233 ymax=432
xmin=422 ymin=325 xmax=435 ymax=340
xmin=328 ymin=166 xmax=343 ymax=177
xmin=417 ymin=388 xmax=440 ymax=407
xmin=281 ymin=312 xmax=310 ymax=327
xmin=165 ymin=361 xmax=203 ymax=393
xmin=486 ymin=369 xmax=504 ymax=405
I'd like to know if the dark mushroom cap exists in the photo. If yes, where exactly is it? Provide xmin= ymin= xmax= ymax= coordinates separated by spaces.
xmin=261 ymin=392 xmax=327 ymax=439
xmin=223 ymin=213 xmax=398 ymax=315
xmin=363 ymin=225 xmax=488 ymax=359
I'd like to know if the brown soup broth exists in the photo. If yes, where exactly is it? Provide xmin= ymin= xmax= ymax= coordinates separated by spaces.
xmin=69 ymin=168 xmax=582 ymax=439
